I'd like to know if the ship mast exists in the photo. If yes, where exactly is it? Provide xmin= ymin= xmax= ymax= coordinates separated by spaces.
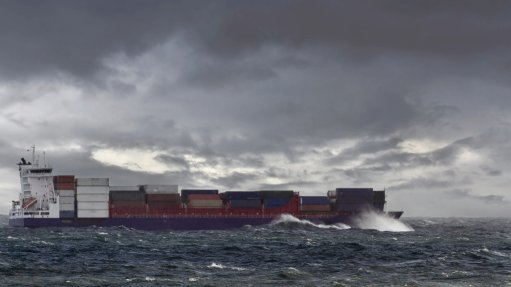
xmin=31 ymin=145 xmax=35 ymax=165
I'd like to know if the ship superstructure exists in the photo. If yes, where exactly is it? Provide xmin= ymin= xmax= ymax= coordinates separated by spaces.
xmin=10 ymin=147 xmax=59 ymax=220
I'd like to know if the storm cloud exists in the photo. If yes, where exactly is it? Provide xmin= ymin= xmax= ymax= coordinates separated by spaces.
xmin=0 ymin=1 xmax=510 ymax=216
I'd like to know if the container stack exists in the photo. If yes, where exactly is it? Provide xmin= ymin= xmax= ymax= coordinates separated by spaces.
xmin=76 ymin=178 xmax=109 ymax=218
xmin=225 ymin=191 xmax=261 ymax=208
xmin=187 ymin=194 xmax=223 ymax=208
xmin=110 ymin=186 xmax=146 ymax=216
xmin=181 ymin=189 xmax=218 ymax=202
xmin=261 ymin=190 xmax=294 ymax=208
xmin=299 ymin=196 xmax=331 ymax=212
xmin=335 ymin=188 xmax=374 ymax=212
xmin=144 ymin=185 xmax=181 ymax=214
xmin=54 ymin=175 xmax=75 ymax=218
xmin=372 ymin=190 xmax=385 ymax=211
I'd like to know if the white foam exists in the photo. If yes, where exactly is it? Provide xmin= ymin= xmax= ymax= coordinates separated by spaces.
xmin=351 ymin=210 xmax=414 ymax=232
xmin=207 ymin=262 xmax=247 ymax=271
xmin=270 ymin=214 xmax=351 ymax=230
xmin=208 ymin=262 xmax=225 ymax=269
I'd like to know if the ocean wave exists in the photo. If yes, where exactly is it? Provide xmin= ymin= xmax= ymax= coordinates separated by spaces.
xmin=270 ymin=214 xmax=351 ymax=230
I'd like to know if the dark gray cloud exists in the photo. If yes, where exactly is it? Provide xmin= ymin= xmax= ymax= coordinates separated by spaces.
xmin=212 ymin=172 xmax=257 ymax=189
xmin=447 ymin=189 xmax=506 ymax=204
xmin=390 ymin=177 xmax=459 ymax=191
xmin=1 ymin=1 xmax=511 ymax=80
xmin=327 ymin=137 xmax=402 ymax=165
xmin=360 ymin=137 xmax=472 ymax=170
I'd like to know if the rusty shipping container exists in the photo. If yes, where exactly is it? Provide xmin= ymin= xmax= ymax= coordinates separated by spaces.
xmin=53 ymin=175 xmax=75 ymax=183
xmin=188 ymin=199 xmax=223 ymax=208
xmin=54 ymin=182 xmax=75 ymax=190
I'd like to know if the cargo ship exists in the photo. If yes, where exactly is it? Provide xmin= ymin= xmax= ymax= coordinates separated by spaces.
xmin=9 ymin=152 xmax=403 ymax=230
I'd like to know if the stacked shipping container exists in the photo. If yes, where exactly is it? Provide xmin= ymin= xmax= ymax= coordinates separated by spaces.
xmin=54 ymin=175 xmax=75 ymax=218
xmin=225 ymin=191 xmax=261 ymax=209
xmin=373 ymin=190 xmax=385 ymax=211
xmin=76 ymin=178 xmax=109 ymax=218
xmin=299 ymin=196 xmax=331 ymax=212
xmin=260 ymin=190 xmax=294 ymax=208
xmin=181 ymin=189 xmax=218 ymax=202
xmin=110 ymin=186 xmax=146 ymax=216
xmin=55 ymin=179 xmax=385 ymax=219
xmin=145 ymin=185 xmax=181 ymax=215
xmin=187 ymin=194 xmax=223 ymax=208
xmin=335 ymin=188 xmax=374 ymax=212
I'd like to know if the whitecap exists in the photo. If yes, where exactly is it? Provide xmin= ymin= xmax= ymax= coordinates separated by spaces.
xmin=270 ymin=214 xmax=351 ymax=230
xmin=208 ymin=262 xmax=225 ymax=269
xmin=351 ymin=210 xmax=414 ymax=232
xmin=207 ymin=262 xmax=247 ymax=271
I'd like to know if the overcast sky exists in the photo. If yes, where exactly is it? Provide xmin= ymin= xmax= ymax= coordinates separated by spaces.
xmin=1 ymin=1 xmax=510 ymax=216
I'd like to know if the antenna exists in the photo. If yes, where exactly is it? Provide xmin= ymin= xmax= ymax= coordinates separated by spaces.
xmin=31 ymin=145 xmax=35 ymax=165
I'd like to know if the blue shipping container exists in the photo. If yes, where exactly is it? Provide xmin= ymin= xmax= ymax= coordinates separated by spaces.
xmin=264 ymin=197 xmax=290 ymax=208
xmin=230 ymin=199 xmax=261 ymax=208
xmin=300 ymin=196 xmax=330 ymax=205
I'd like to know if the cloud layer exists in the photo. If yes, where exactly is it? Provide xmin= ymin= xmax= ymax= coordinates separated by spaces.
xmin=1 ymin=1 xmax=510 ymax=216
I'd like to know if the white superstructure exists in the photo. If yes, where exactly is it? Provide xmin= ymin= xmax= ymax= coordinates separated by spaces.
xmin=9 ymin=147 xmax=59 ymax=219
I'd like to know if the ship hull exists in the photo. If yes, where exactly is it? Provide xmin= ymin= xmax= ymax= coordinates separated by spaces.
xmin=9 ymin=212 xmax=401 ymax=230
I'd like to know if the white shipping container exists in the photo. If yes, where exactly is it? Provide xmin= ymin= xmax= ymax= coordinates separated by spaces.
xmin=143 ymin=184 xmax=178 ymax=194
xmin=76 ymin=178 xmax=109 ymax=186
xmin=58 ymin=190 xmax=75 ymax=197
xmin=77 ymin=194 xmax=109 ymax=202
xmin=110 ymin=186 xmax=140 ymax=191
xmin=77 ymin=201 xmax=109 ymax=210
xmin=59 ymin=196 xmax=75 ymax=204
xmin=77 ymin=209 xmax=109 ymax=218
xmin=59 ymin=203 xmax=75 ymax=211
xmin=77 ymin=186 xmax=109 ymax=194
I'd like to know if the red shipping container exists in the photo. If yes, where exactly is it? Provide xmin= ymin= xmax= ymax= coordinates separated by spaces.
xmin=54 ymin=182 xmax=75 ymax=190
xmin=188 ymin=194 xmax=221 ymax=200
xmin=111 ymin=201 xmax=146 ymax=208
xmin=54 ymin=175 xmax=75 ymax=183
xmin=147 ymin=202 xmax=181 ymax=208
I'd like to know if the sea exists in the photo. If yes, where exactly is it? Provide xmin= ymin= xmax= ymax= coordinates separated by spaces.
xmin=0 ymin=213 xmax=510 ymax=287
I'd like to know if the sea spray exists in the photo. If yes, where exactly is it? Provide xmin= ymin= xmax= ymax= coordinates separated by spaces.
xmin=270 ymin=214 xmax=350 ymax=230
xmin=351 ymin=210 xmax=414 ymax=232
